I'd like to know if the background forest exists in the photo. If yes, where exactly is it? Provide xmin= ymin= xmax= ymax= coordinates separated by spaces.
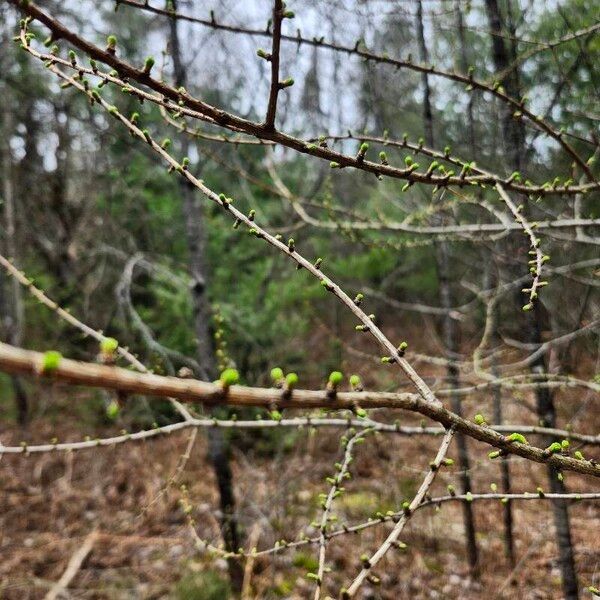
xmin=0 ymin=0 xmax=599 ymax=598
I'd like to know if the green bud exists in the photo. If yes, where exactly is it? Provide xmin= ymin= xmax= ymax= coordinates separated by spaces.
xmin=285 ymin=372 xmax=298 ymax=389
xmin=328 ymin=371 xmax=343 ymax=386
xmin=42 ymin=351 xmax=62 ymax=373
xmin=220 ymin=368 xmax=239 ymax=387
xmin=507 ymin=432 xmax=528 ymax=445
xmin=474 ymin=414 xmax=486 ymax=426
xmin=106 ymin=35 xmax=117 ymax=50
xmin=349 ymin=374 xmax=361 ymax=389
xmin=100 ymin=337 xmax=119 ymax=355
xmin=106 ymin=399 xmax=120 ymax=419
xmin=270 ymin=367 xmax=284 ymax=382
xmin=546 ymin=442 xmax=562 ymax=453
xmin=143 ymin=56 xmax=155 ymax=73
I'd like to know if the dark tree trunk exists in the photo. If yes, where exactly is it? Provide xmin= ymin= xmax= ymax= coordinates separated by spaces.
xmin=416 ymin=0 xmax=479 ymax=577
xmin=415 ymin=1 xmax=434 ymax=148
xmin=491 ymin=328 xmax=516 ymax=567
xmin=532 ymin=305 xmax=579 ymax=599
xmin=484 ymin=1 xmax=578 ymax=596
xmin=484 ymin=0 xmax=525 ymax=173
xmin=168 ymin=3 xmax=244 ymax=592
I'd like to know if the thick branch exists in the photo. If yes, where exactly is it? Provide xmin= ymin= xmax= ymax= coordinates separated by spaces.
xmin=1 ymin=341 xmax=598 ymax=478
xmin=11 ymin=0 xmax=598 ymax=196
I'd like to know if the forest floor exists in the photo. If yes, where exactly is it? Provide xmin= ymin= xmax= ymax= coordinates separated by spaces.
xmin=1 ymin=332 xmax=599 ymax=599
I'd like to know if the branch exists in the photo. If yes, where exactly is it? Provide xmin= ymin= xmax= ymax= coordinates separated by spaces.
xmin=313 ymin=429 xmax=367 ymax=598
xmin=1 ymin=341 xmax=599 ymax=478
xmin=1 ymin=418 xmax=599 ymax=455
xmin=264 ymin=0 xmax=284 ymax=129
xmin=115 ymin=0 xmax=599 ymax=167
xmin=12 ymin=3 xmax=598 ymax=196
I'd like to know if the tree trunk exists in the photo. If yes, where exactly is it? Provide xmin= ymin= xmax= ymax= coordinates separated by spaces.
xmin=168 ymin=3 xmax=244 ymax=592
xmin=532 ymin=305 xmax=579 ymax=599
xmin=416 ymin=0 xmax=479 ymax=577
xmin=453 ymin=1 xmax=475 ymax=150
xmin=491 ymin=329 xmax=516 ymax=567
xmin=0 ymin=28 xmax=29 ymax=426
xmin=456 ymin=0 xmax=516 ymax=567
xmin=484 ymin=1 xmax=578 ymax=596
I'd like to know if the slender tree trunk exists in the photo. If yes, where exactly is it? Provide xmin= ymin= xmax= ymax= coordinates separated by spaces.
xmin=484 ymin=0 xmax=525 ymax=173
xmin=490 ymin=325 xmax=516 ymax=567
xmin=168 ymin=4 xmax=244 ymax=592
xmin=531 ymin=304 xmax=579 ymax=598
xmin=415 ymin=1 xmax=434 ymax=148
xmin=454 ymin=1 xmax=475 ymax=150
xmin=484 ymin=1 xmax=578 ymax=596
xmin=0 ymin=30 xmax=28 ymax=426
xmin=416 ymin=0 xmax=479 ymax=577
xmin=456 ymin=0 xmax=517 ymax=566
